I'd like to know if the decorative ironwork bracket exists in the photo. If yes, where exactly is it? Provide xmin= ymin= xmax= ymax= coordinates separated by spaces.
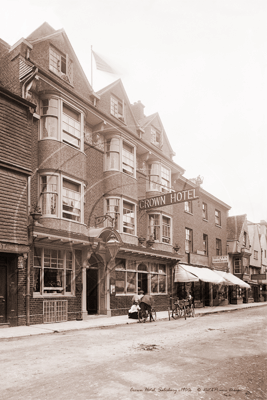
xmin=95 ymin=214 xmax=114 ymax=228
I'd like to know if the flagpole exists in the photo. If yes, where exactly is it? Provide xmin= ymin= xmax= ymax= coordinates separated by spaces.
xmin=91 ymin=45 xmax=93 ymax=89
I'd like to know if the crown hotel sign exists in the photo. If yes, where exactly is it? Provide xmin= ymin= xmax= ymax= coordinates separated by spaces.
xmin=139 ymin=188 xmax=199 ymax=210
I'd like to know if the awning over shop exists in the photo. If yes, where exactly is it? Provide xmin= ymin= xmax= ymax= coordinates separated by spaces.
xmin=214 ymin=271 xmax=250 ymax=288
xmin=179 ymin=264 xmax=225 ymax=284
xmin=174 ymin=265 xmax=199 ymax=283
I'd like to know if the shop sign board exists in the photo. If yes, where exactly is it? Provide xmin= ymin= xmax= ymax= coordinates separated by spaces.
xmin=251 ymin=274 xmax=267 ymax=281
xmin=139 ymin=188 xmax=199 ymax=210
xmin=212 ymin=255 xmax=229 ymax=263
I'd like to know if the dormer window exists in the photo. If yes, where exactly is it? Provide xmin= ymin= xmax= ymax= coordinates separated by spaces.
xmin=110 ymin=96 xmax=124 ymax=121
xmin=49 ymin=46 xmax=73 ymax=84
xmin=151 ymin=127 xmax=161 ymax=147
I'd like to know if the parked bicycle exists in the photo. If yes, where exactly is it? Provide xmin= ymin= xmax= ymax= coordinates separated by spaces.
xmin=168 ymin=298 xmax=195 ymax=320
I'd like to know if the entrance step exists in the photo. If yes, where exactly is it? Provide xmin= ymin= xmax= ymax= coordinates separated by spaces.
xmin=0 ymin=323 xmax=10 ymax=329
xmin=82 ymin=314 xmax=107 ymax=321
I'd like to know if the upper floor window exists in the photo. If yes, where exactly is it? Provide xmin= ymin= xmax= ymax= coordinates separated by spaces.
xmin=185 ymin=201 xmax=193 ymax=214
xmin=148 ymin=214 xmax=171 ymax=244
xmin=40 ymin=173 xmax=83 ymax=223
xmin=185 ymin=228 xmax=193 ymax=253
xmin=243 ymin=232 xmax=247 ymax=247
xmin=49 ymin=47 xmax=73 ymax=84
xmin=151 ymin=127 xmax=161 ymax=147
xmin=203 ymin=234 xmax=208 ymax=255
xmin=105 ymin=137 xmax=135 ymax=177
xmin=106 ymin=197 xmax=136 ymax=235
xmin=148 ymin=163 xmax=171 ymax=192
xmin=110 ymin=96 xmax=124 ymax=121
xmin=33 ymin=247 xmax=75 ymax=296
xmin=216 ymin=238 xmax=222 ymax=256
xmin=234 ymin=258 xmax=241 ymax=274
xmin=40 ymin=96 xmax=83 ymax=150
xmin=202 ymin=202 xmax=208 ymax=220
xmin=215 ymin=209 xmax=221 ymax=226
xmin=254 ymin=250 xmax=258 ymax=260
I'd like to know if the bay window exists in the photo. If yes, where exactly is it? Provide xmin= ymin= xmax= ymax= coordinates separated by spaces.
xmin=148 ymin=213 xmax=171 ymax=243
xmin=123 ymin=200 xmax=135 ymax=234
xmin=105 ymin=198 xmax=136 ymax=235
xmin=234 ymin=258 xmax=241 ymax=274
xmin=40 ymin=173 xmax=83 ymax=223
xmin=148 ymin=162 xmax=170 ymax=192
xmin=40 ymin=96 xmax=83 ymax=150
xmin=105 ymin=137 xmax=135 ymax=176
xmin=33 ymin=247 xmax=74 ymax=295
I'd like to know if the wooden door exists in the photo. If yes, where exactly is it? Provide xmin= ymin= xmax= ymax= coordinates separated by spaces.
xmin=0 ymin=264 xmax=7 ymax=323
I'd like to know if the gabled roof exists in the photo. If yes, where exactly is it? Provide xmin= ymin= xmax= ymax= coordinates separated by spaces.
xmin=97 ymin=79 xmax=140 ymax=130
xmin=227 ymin=214 xmax=247 ymax=241
xmin=25 ymin=23 xmax=97 ymax=98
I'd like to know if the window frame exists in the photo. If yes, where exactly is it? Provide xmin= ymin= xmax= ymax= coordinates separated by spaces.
xmin=254 ymin=250 xmax=258 ymax=260
xmin=215 ymin=209 xmax=221 ymax=226
xmin=216 ymin=238 xmax=222 ymax=256
xmin=40 ymin=96 xmax=84 ymax=151
xmin=33 ymin=247 xmax=75 ymax=297
xmin=234 ymin=258 xmax=241 ymax=274
xmin=184 ymin=201 xmax=193 ymax=214
xmin=151 ymin=127 xmax=161 ymax=147
xmin=185 ymin=228 xmax=193 ymax=253
xmin=104 ymin=136 xmax=136 ymax=178
xmin=110 ymin=95 xmax=125 ymax=121
xmin=203 ymin=234 xmax=208 ymax=256
xmin=148 ymin=213 xmax=172 ymax=244
xmin=147 ymin=162 xmax=171 ymax=193
xmin=105 ymin=197 xmax=136 ymax=236
xmin=49 ymin=46 xmax=73 ymax=85
xmin=202 ymin=202 xmax=208 ymax=220
xmin=39 ymin=172 xmax=84 ymax=224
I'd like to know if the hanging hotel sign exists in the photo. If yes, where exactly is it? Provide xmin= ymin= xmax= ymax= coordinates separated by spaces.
xmin=139 ymin=188 xmax=199 ymax=210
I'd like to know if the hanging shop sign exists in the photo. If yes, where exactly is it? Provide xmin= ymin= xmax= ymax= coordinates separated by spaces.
xmin=139 ymin=188 xmax=199 ymax=210
xmin=212 ymin=255 xmax=229 ymax=263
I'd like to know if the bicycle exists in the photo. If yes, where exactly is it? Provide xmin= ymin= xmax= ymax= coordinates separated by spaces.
xmin=138 ymin=306 xmax=157 ymax=323
xmin=183 ymin=300 xmax=195 ymax=319
xmin=168 ymin=299 xmax=186 ymax=320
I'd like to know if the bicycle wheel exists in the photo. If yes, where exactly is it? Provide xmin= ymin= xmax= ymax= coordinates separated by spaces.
xmin=183 ymin=305 xmax=187 ymax=320
xmin=191 ymin=304 xmax=195 ymax=318
xmin=150 ymin=308 xmax=156 ymax=322
xmin=172 ymin=306 xmax=179 ymax=319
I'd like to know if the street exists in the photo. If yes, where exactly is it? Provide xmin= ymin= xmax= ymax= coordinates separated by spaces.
xmin=0 ymin=307 xmax=266 ymax=400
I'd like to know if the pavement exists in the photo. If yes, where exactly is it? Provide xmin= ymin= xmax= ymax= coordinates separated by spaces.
xmin=0 ymin=301 xmax=266 ymax=340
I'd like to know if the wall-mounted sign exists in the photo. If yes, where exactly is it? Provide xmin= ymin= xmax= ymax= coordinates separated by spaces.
xmin=139 ymin=188 xmax=199 ymax=210
xmin=251 ymin=274 xmax=267 ymax=281
xmin=212 ymin=255 xmax=229 ymax=263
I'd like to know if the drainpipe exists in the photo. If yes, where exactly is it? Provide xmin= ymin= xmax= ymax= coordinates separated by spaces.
xmin=26 ymin=175 xmax=31 ymax=326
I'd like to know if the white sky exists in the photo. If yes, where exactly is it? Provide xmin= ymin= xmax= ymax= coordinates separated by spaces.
xmin=2 ymin=0 xmax=267 ymax=222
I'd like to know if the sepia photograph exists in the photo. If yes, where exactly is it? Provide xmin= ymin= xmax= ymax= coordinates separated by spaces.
xmin=0 ymin=1 xmax=266 ymax=399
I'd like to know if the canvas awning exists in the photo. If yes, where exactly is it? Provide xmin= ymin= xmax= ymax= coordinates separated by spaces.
xmin=214 ymin=271 xmax=250 ymax=288
xmin=179 ymin=264 xmax=226 ymax=284
xmin=174 ymin=265 xmax=199 ymax=283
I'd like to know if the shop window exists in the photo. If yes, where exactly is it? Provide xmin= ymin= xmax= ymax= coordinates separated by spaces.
xmin=185 ymin=228 xmax=193 ymax=253
xmin=215 ymin=209 xmax=221 ymax=226
xmin=216 ymin=238 xmax=222 ymax=256
xmin=150 ymin=263 xmax=166 ymax=294
xmin=148 ymin=214 xmax=171 ymax=244
xmin=115 ymin=259 xmax=137 ymax=294
xmin=40 ymin=174 xmax=83 ymax=223
xmin=185 ymin=201 xmax=193 ymax=214
xmin=202 ymin=202 xmax=208 ymax=220
xmin=40 ymin=97 xmax=83 ymax=149
xmin=33 ymin=247 xmax=74 ymax=296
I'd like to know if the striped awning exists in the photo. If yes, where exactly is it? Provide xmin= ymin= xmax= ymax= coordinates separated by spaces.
xmin=214 ymin=271 xmax=250 ymax=288
xmin=178 ymin=264 xmax=226 ymax=284
xmin=174 ymin=265 xmax=199 ymax=283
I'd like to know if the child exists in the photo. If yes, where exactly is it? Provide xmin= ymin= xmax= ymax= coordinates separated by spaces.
xmin=128 ymin=302 xmax=140 ymax=319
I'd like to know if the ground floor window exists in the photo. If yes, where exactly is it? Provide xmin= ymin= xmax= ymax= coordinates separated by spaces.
xmin=33 ymin=247 xmax=75 ymax=296
xmin=114 ymin=259 xmax=167 ymax=295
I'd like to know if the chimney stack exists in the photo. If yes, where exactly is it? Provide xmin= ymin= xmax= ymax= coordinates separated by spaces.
xmin=131 ymin=100 xmax=145 ymax=121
